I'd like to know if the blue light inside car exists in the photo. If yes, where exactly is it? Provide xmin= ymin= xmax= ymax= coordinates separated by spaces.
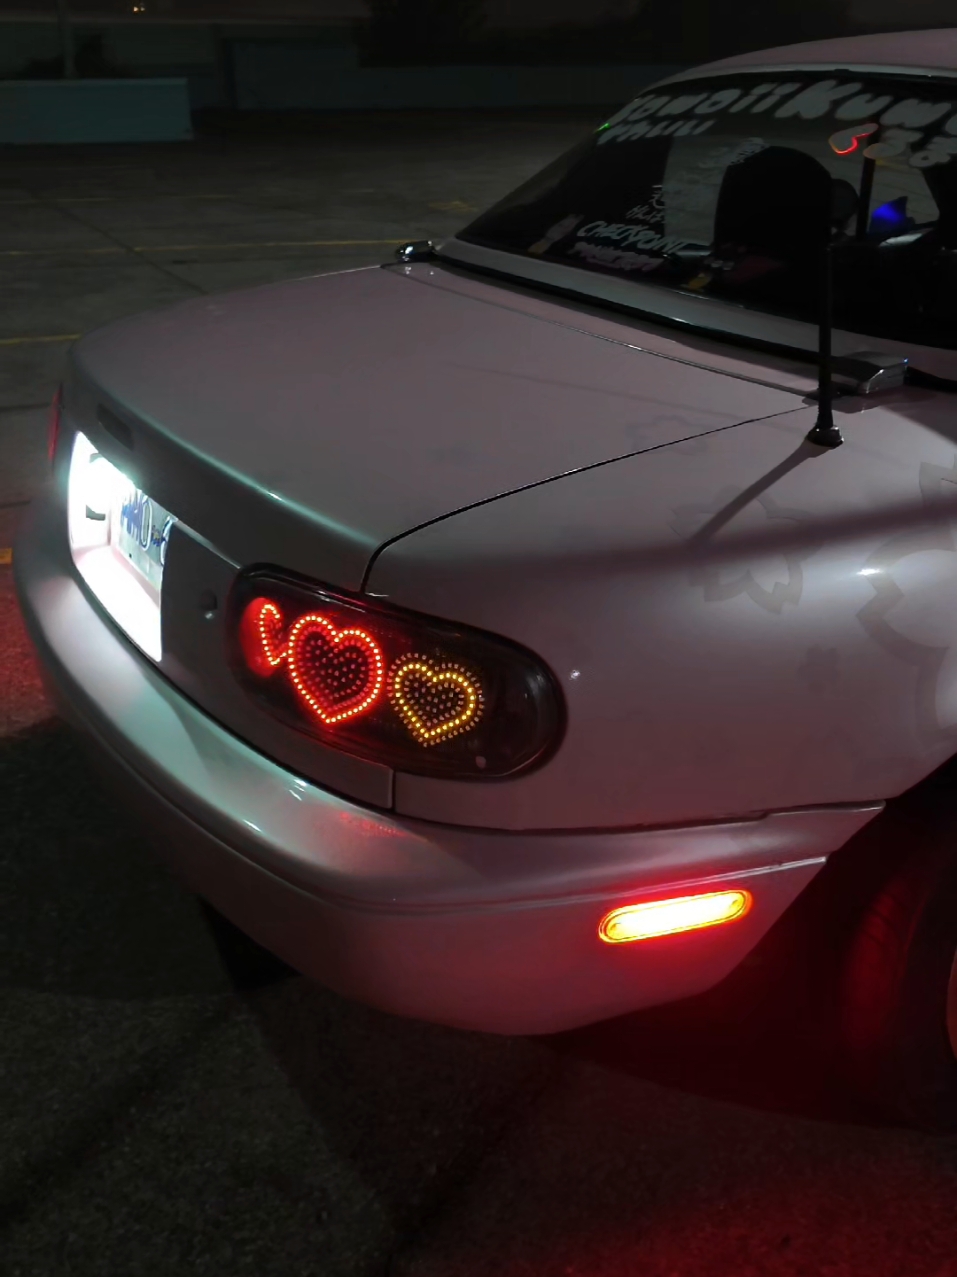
xmin=869 ymin=196 xmax=910 ymax=235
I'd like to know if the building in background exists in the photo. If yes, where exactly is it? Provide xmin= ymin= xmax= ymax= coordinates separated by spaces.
xmin=850 ymin=0 xmax=955 ymax=27
xmin=0 ymin=0 xmax=945 ymax=113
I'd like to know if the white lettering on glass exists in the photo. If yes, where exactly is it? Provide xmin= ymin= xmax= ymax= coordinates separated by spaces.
xmin=729 ymin=84 xmax=778 ymax=113
xmin=658 ymin=93 xmax=708 ymax=116
xmin=601 ymin=97 xmax=652 ymax=130
xmin=694 ymin=89 xmax=741 ymax=114
xmin=880 ymin=99 xmax=951 ymax=129
xmin=911 ymin=137 xmax=957 ymax=167
xmin=748 ymin=83 xmax=802 ymax=114
xmin=834 ymin=92 xmax=894 ymax=120
xmin=864 ymin=127 xmax=923 ymax=159
xmin=775 ymin=80 xmax=862 ymax=120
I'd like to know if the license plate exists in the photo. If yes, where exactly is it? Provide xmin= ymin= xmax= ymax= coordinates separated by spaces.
xmin=68 ymin=432 xmax=177 ymax=662
xmin=113 ymin=486 xmax=175 ymax=598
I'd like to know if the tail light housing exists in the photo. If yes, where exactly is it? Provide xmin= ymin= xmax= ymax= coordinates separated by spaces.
xmin=229 ymin=570 xmax=563 ymax=779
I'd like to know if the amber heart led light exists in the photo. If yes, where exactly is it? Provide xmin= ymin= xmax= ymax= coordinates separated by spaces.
xmin=286 ymin=613 xmax=384 ymax=725
xmin=239 ymin=597 xmax=287 ymax=676
xmin=389 ymin=655 xmax=483 ymax=746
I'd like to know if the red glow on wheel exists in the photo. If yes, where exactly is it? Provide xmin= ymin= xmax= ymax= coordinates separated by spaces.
xmin=47 ymin=385 xmax=63 ymax=466
xmin=285 ymin=613 xmax=385 ymax=726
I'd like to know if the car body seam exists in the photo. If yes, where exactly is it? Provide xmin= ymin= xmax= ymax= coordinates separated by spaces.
xmin=358 ymin=403 xmax=809 ymax=593
xmin=388 ymin=262 xmax=815 ymax=399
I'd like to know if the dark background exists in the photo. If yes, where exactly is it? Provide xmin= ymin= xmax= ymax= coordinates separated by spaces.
xmin=0 ymin=0 xmax=948 ymax=72
xmin=4 ymin=4 xmax=957 ymax=1277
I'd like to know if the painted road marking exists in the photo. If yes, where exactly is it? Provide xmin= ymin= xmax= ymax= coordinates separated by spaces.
xmin=0 ymin=236 xmax=415 ymax=346
xmin=0 ymin=246 xmax=124 ymax=257
xmin=0 ymin=237 xmax=411 ymax=258
xmin=0 ymin=334 xmax=80 ymax=346
xmin=0 ymin=194 xmax=292 ymax=206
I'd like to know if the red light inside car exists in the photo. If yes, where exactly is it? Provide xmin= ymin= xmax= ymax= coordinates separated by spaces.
xmin=47 ymin=384 xmax=63 ymax=465
xmin=230 ymin=571 xmax=562 ymax=779
xmin=828 ymin=122 xmax=879 ymax=156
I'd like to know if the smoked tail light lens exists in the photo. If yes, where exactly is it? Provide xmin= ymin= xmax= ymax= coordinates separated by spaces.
xmin=229 ymin=570 xmax=563 ymax=779
xmin=599 ymin=889 xmax=753 ymax=944
xmin=48 ymin=384 xmax=63 ymax=465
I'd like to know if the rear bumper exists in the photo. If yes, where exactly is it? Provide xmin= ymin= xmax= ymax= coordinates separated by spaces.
xmin=14 ymin=484 xmax=882 ymax=1034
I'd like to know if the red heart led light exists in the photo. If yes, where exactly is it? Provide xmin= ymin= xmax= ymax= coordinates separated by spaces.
xmin=389 ymin=655 xmax=484 ymax=746
xmin=286 ymin=613 xmax=385 ymax=725
xmin=239 ymin=597 xmax=287 ymax=676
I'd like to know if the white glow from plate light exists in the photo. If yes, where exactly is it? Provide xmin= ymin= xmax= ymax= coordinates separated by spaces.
xmin=68 ymin=431 xmax=164 ymax=661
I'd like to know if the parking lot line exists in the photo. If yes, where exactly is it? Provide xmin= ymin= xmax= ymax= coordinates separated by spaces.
xmin=0 ymin=246 xmax=124 ymax=257
xmin=0 ymin=334 xmax=80 ymax=346
xmin=0 ymin=237 xmax=410 ymax=258
xmin=0 ymin=194 xmax=276 ymax=205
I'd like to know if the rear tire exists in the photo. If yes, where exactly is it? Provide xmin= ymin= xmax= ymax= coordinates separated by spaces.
xmin=840 ymin=804 xmax=957 ymax=1131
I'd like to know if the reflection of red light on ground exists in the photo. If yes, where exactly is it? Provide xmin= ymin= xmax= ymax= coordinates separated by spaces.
xmin=599 ymin=889 xmax=752 ymax=943
xmin=47 ymin=385 xmax=62 ymax=464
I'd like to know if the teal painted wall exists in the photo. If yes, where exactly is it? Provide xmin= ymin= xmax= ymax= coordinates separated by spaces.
xmin=0 ymin=21 xmax=678 ymax=113
xmin=0 ymin=77 xmax=193 ymax=144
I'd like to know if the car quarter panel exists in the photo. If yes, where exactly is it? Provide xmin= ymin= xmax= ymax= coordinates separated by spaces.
xmin=17 ymin=480 xmax=875 ymax=904
xmin=14 ymin=482 xmax=880 ymax=1033
xmin=369 ymin=390 xmax=957 ymax=830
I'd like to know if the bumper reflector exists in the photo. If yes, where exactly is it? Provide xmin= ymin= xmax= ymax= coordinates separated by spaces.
xmin=598 ymin=889 xmax=752 ymax=944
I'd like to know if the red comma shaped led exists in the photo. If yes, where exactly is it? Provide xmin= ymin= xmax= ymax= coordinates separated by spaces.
xmin=239 ymin=597 xmax=288 ymax=676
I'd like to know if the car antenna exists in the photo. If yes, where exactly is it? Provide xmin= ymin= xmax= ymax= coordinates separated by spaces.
xmin=807 ymin=127 xmax=882 ymax=451
xmin=806 ymin=237 xmax=844 ymax=449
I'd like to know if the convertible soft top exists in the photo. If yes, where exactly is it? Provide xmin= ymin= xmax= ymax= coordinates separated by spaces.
xmin=668 ymin=27 xmax=957 ymax=81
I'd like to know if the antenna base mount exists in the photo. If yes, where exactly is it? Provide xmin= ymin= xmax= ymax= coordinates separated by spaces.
xmin=806 ymin=417 xmax=844 ymax=449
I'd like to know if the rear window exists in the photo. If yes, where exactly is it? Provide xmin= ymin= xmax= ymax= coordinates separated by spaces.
xmin=459 ymin=73 xmax=957 ymax=349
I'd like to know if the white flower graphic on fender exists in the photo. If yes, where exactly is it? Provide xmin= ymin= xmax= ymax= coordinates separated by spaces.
xmin=672 ymin=489 xmax=819 ymax=614
xmin=858 ymin=457 xmax=957 ymax=741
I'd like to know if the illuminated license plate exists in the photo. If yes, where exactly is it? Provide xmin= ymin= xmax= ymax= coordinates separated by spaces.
xmin=68 ymin=432 xmax=176 ymax=662
xmin=113 ymin=486 xmax=175 ymax=597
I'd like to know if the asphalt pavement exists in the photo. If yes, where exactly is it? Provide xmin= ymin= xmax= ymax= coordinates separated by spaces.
xmin=2 ymin=108 xmax=957 ymax=1277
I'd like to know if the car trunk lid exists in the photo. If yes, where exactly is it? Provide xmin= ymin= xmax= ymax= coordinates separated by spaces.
xmin=71 ymin=263 xmax=805 ymax=591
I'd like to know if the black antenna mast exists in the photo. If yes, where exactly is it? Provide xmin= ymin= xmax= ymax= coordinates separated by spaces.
xmin=806 ymin=239 xmax=843 ymax=449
